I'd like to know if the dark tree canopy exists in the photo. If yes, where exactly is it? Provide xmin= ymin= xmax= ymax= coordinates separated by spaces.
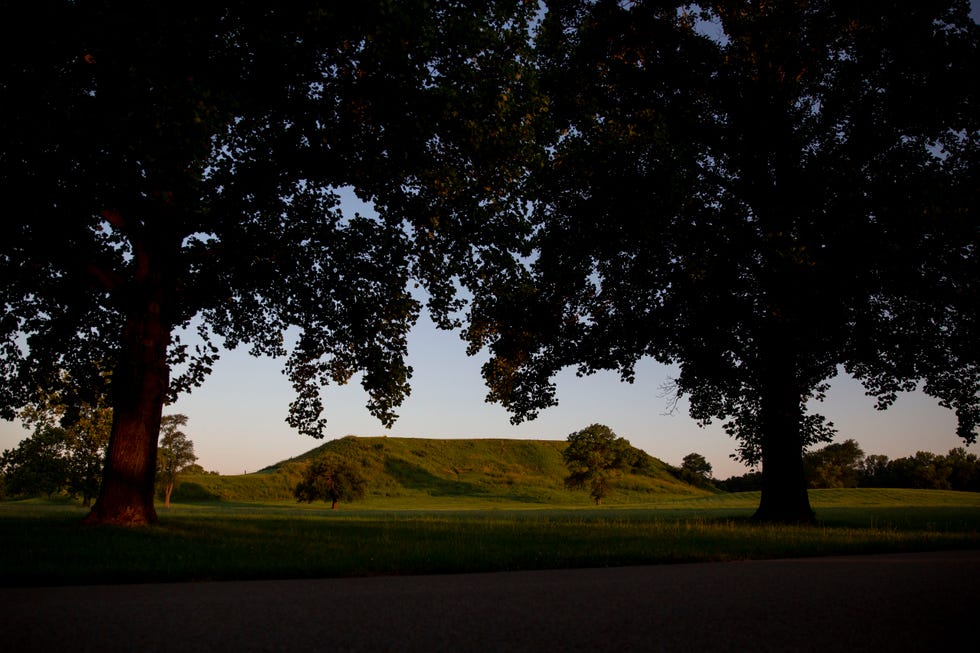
xmin=803 ymin=439 xmax=864 ymax=489
xmin=467 ymin=0 xmax=979 ymax=522
xmin=859 ymin=449 xmax=976 ymax=491
xmin=0 ymin=1 xmax=539 ymax=524
xmin=681 ymin=453 xmax=713 ymax=479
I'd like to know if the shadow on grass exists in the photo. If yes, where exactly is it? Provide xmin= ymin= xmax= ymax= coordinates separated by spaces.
xmin=385 ymin=458 xmax=489 ymax=497
xmin=171 ymin=482 xmax=221 ymax=502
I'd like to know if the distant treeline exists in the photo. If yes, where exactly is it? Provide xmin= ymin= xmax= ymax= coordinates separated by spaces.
xmin=716 ymin=441 xmax=980 ymax=493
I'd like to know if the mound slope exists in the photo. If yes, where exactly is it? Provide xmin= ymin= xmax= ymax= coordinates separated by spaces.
xmin=177 ymin=436 xmax=713 ymax=504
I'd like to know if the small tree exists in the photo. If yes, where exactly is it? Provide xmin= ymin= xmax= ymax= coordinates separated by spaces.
xmin=682 ymin=453 xmax=713 ymax=479
xmin=0 ymin=426 xmax=72 ymax=498
xmin=804 ymin=439 xmax=865 ymax=489
xmin=62 ymin=405 xmax=111 ymax=506
xmin=16 ymin=397 xmax=111 ymax=506
xmin=156 ymin=415 xmax=197 ymax=508
xmin=675 ymin=452 xmax=716 ymax=490
xmin=294 ymin=455 xmax=367 ymax=510
xmin=562 ymin=424 xmax=634 ymax=505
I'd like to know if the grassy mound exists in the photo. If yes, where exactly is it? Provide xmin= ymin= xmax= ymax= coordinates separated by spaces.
xmin=174 ymin=436 xmax=713 ymax=505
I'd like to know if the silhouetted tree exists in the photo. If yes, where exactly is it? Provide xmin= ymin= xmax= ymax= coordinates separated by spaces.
xmin=887 ymin=452 xmax=954 ymax=490
xmin=294 ymin=455 xmax=367 ymax=509
xmin=717 ymin=471 xmax=763 ymax=493
xmin=858 ymin=455 xmax=893 ymax=488
xmin=466 ymin=0 xmax=979 ymax=522
xmin=562 ymin=424 xmax=635 ymax=505
xmin=945 ymin=448 xmax=980 ymax=492
xmin=857 ymin=449 xmax=980 ymax=490
xmin=682 ymin=453 xmax=713 ymax=479
xmin=1 ymin=2 xmax=538 ymax=524
xmin=804 ymin=439 xmax=864 ymax=489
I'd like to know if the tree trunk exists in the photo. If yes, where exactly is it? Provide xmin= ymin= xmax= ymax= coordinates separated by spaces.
xmin=84 ymin=241 xmax=173 ymax=526
xmin=164 ymin=482 xmax=174 ymax=509
xmin=331 ymin=498 xmax=338 ymax=510
xmin=754 ymin=333 xmax=815 ymax=524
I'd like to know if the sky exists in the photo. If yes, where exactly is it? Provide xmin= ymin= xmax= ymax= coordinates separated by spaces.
xmin=2 ymin=4 xmax=977 ymax=479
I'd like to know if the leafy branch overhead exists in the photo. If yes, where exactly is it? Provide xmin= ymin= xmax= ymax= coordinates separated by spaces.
xmin=469 ymin=0 xmax=979 ymax=522
xmin=0 ymin=1 xmax=540 ymax=525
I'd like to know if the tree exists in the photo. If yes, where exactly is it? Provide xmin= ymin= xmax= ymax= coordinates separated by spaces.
xmin=1 ymin=398 xmax=111 ymax=504
xmin=857 ymin=455 xmax=893 ymax=488
xmin=181 ymin=464 xmax=219 ymax=476
xmin=803 ymin=439 xmax=864 ymax=489
xmin=466 ymin=0 xmax=979 ymax=522
xmin=717 ymin=471 xmax=763 ymax=493
xmin=675 ymin=452 xmax=715 ymax=489
xmin=562 ymin=424 xmax=635 ymax=505
xmin=18 ymin=395 xmax=112 ymax=506
xmin=887 ymin=451 xmax=954 ymax=490
xmin=156 ymin=414 xmax=198 ymax=508
xmin=857 ymin=448 xmax=980 ymax=490
xmin=1 ymin=2 xmax=538 ymax=524
xmin=0 ymin=426 xmax=72 ymax=498
xmin=294 ymin=455 xmax=367 ymax=510
xmin=62 ymin=406 xmax=112 ymax=507
xmin=681 ymin=453 xmax=713 ymax=479
xmin=945 ymin=448 xmax=980 ymax=492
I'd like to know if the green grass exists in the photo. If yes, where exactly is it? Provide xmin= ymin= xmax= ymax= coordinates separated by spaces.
xmin=175 ymin=436 xmax=713 ymax=505
xmin=2 ymin=489 xmax=979 ymax=587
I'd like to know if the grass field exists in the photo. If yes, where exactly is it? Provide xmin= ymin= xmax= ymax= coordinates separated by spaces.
xmin=2 ymin=488 xmax=979 ymax=587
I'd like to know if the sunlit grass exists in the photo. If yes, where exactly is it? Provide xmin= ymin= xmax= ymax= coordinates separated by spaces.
xmin=3 ymin=489 xmax=979 ymax=586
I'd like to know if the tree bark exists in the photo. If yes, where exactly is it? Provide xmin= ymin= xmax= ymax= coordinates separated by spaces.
xmin=84 ymin=235 xmax=173 ymax=526
xmin=754 ymin=333 xmax=815 ymax=524
xmin=164 ymin=482 xmax=174 ymax=509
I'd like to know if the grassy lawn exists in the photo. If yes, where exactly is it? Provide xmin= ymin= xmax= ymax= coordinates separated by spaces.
xmin=2 ymin=489 xmax=979 ymax=587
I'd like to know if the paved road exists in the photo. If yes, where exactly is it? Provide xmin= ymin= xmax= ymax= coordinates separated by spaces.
xmin=3 ymin=550 xmax=977 ymax=652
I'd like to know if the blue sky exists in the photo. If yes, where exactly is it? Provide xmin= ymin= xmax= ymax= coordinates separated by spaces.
xmin=2 ymin=4 xmax=977 ymax=478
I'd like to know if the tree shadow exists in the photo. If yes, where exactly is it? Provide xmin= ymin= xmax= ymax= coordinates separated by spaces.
xmin=171 ymin=482 xmax=221 ymax=502
xmin=384 ymin=458 xmax=488 ymax=497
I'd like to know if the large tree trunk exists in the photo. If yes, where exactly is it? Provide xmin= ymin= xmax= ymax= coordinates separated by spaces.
xmin=84 ymin=237 xmax=173 ymax=526
xmin=754 ymin=333 xmax=815 ymax=523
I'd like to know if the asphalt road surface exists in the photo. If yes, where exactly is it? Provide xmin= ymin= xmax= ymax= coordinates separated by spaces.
xmin=2 ymin=550 xmax=977 ymax=652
